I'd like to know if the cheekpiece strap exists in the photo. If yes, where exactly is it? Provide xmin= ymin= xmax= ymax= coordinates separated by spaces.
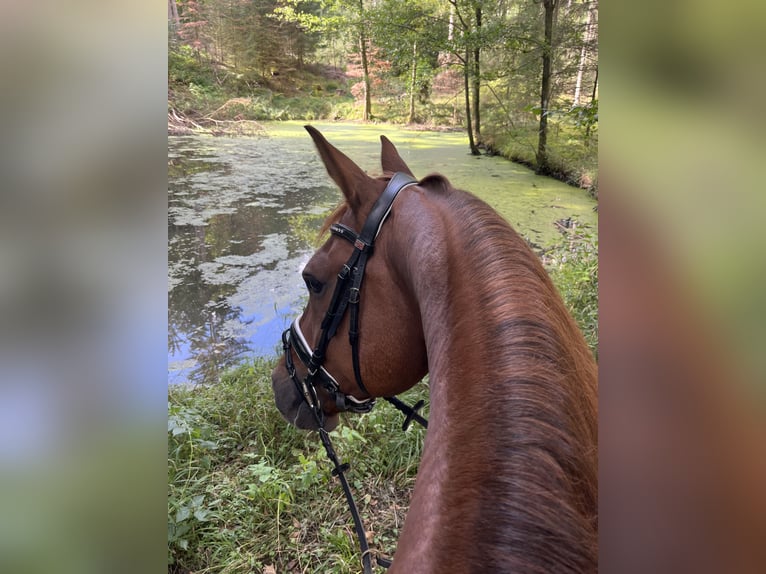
xmin=360 ymin=172 xmax=417 ymax=246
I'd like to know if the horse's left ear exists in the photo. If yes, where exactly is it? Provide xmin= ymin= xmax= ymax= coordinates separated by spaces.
xmin=306 ymin=125 xmax=372 ymax=210
xmin=380 ymin=135 xmax=415 ymax=177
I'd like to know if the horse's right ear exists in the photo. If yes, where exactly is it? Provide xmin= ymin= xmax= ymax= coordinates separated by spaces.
xmin=305 ymin=125 xmax=371 ymax=210
xmin=380 ymin=135 xmax=415 ymax=177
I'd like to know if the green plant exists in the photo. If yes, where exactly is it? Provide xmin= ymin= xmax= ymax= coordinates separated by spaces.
xmin=565 ymin=99 xmax=599 ymax=141
xmin=546 ymin=227 xmax=599 ymax=359
xmin=168 ymin=360 xmax=427 ymax=573
xmin=167 ymin=404 xmax=219 ymax=565
xmin=168 ymin=45 xmax=215 ymax=87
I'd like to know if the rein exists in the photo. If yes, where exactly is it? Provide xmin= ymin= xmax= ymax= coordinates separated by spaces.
xmin=281 ymin=172 xmax=428 ymax=573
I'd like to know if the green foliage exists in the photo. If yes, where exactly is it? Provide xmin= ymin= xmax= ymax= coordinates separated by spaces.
xmin=168 ymin=44 xmax=215 ymax=87
xmin=168 ymin=359 xmax=428 ymax=573
xmin=171 ymin=84 xmax=356 ymax=122
xmin=483 ymin=116 xmax=598 ymax=194
xmin=288 ymin=211 xmax=333 ymax=247
xmin=167 ymin=402 xmax=220 ymax=564
xmin=329 ymin=100 xmax=359 ymax=120
xmin=565 ymin=99 xmax=599 ymax=137
xmin=546 ymin=226 xmax=599 ymax=359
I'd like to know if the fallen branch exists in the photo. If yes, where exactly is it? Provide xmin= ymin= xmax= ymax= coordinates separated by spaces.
xmin=168 ymin=106 xmax=264 ymax=137
xmin=205 ymin=98 xmax=255 ymax=120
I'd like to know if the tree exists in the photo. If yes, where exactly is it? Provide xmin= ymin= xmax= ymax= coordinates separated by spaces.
xmin=358 ymin=0 xmax=372 ymax=120
xmin=169 ymin=0 xmax=323 ymax=86
xmin=472 ymin=3 xmax=482 ymax=144
xmin=168 ymin=0 xmax=181 ymax=34
xmin=445 ymin=0 xmax=510 ymax=154
xmin=447 ymin=0 xmax=481 ymax=154
xmin=408 ymin=40 xmax=418 ymax=123
xmin=275 ymin=0 xmax=375 ymax=119
xmin=370 ymin=0 xmax=446 ymax=124
xmin=536 ymin=0 xmax=557 ymax=173
xmin=572 ymin=0 xmax=596 ymax=105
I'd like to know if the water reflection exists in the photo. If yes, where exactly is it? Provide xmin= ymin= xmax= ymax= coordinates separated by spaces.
xmin=168 ymin=135 xmax=336 ymax=385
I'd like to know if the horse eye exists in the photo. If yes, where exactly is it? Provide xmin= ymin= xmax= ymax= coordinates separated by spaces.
xmin=303 ymin=274 xmax=324 ymax=294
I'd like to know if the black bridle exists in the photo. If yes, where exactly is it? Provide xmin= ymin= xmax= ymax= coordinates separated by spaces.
xmin=280 ymin=172 xmax=428 ymax=573
xmin=281 ymin=171 xmax=426 ymax=425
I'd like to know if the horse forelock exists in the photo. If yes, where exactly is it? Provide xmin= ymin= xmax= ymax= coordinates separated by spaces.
xmin=318 ymin=202 xmax=347 ymax=239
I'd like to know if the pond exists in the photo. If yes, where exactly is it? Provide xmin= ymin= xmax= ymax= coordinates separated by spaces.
xmin=168 ymin=121 xmax=597 ymax=385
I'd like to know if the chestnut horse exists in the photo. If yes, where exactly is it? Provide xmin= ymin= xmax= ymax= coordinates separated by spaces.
xmin=271 ymin=127 xmax=598 ymax=573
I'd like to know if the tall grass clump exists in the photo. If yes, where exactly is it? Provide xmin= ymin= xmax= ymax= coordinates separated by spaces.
xmin=545 ymin=225 xmax=599 ymax=359
xmin=168 ymin=359 xmax=428 ymax=573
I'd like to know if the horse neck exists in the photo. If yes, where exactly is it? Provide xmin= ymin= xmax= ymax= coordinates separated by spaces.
xmin=389 ymin=187 xmax=598 ymax=573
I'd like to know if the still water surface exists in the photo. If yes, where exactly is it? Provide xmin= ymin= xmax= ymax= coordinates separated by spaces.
xmin=168 ymin=122 xmax=596 ymax=385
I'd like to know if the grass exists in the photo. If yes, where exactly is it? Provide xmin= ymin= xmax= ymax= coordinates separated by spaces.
xmin=545 ymin=225 xmax=599 ymax=360
xmin=170 ymin=82 xmax=357 ymax=123
xmin=168 ymin=360 xmax=429 ymax=573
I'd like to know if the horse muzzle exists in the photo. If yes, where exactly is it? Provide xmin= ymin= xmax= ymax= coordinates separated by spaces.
xmin=271 ymin=359 xmax=340 ymax=431
xmin=272 ymin=322 xmax=365 ymax=431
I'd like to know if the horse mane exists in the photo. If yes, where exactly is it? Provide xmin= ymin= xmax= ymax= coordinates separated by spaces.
xmin=421 ymin=175 xmax=599 ymax=572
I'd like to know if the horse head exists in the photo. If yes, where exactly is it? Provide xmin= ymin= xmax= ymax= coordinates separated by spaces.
xmin=271 ymin=126 xmax=428 ymax=431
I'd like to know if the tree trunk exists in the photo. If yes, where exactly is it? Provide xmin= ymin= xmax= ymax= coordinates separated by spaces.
xmin=359 ymin=33 xmax=372 ymax=120
xmin=359 ymin=1 xmax=372 ymax=121
xmin=168 ymin=0 xmax=181 ymax=33
xmin=536 ymin=0 xmax=556 ymax=173
xmin=573 ymin=2 xmax=595 ymax=105
xmin=591 ymin=66 xmax=598 ymax=102
xmin=448 ymin=4 xmax=455 ymax=42
xmin=585 ymin=66 xmax=598 ymax=140
xmin=464 ymin=49 xmax=480 ymax=155
xmin=472 ymin=6 xmax=482 ymax=144
xmin=408 ymin=41 xmax=417 ymax=124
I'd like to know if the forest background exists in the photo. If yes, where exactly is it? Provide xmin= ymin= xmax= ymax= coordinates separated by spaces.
xmin=168 ymin=0 xmax=598 ymax=193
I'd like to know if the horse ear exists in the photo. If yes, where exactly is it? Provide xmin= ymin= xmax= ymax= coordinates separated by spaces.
xmin=305 ymin=125 xmax=371 ymax=210
xmin=380 ymin=135 xmax=415 ymax=177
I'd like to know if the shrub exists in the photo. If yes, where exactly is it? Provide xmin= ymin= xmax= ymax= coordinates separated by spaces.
xmin=169 ymin=45 xmax=214 ymax=87
xmin=545 ymin=226 xmax=599 ymax=359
